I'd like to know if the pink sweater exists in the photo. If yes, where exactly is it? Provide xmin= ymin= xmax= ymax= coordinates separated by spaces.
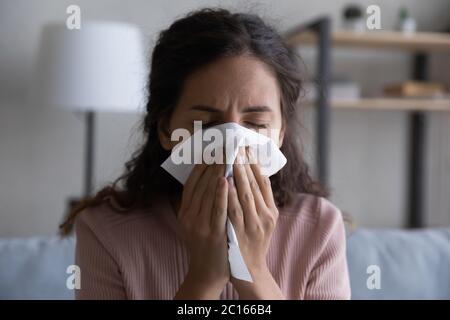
xmin=74 ymin=192 xmax=351 ymax=300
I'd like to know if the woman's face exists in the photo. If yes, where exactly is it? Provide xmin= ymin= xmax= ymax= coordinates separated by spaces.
xmin=159 ymin=54 xmax=285 ymax=150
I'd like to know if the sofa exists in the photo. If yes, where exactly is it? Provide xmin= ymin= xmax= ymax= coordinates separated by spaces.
xmin=1 ymin=228 xmax=449 ymax=299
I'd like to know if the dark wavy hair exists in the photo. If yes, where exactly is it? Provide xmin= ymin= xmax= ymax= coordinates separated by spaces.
xmin=60 ymin=8 xmax=327 ymax=236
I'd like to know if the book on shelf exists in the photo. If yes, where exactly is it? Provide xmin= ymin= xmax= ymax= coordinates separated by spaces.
xmin=384 ymin=81 xmax=447 ymax=98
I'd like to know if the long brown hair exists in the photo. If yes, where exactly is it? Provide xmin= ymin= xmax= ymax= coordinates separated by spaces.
xmin=60 ymin=8 xmax=327 ymax=236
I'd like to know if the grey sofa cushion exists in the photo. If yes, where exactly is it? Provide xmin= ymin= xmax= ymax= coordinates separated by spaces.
xmin=0 ymin=237 xmax=75 ymax=299
xmin=347 ymin=228 xmax=450 ymax=299
xmin=0 ymin=228 xmax=449 ymax=299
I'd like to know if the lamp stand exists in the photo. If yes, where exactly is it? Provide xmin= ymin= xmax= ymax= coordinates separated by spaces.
xmin=66 ymin=111 xmax=95 ymax=220
xmin=84 ymin=111 xmax=95 ymax=197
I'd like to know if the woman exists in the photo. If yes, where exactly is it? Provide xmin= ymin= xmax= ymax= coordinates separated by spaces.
xmin=61 ymin=8 xmax=351 ymax=300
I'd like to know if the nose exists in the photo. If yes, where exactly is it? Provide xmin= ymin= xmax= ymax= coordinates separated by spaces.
xmin=221 ymin=109 xmax=240 ymax=125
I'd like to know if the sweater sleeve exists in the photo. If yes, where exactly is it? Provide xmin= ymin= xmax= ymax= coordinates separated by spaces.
xmin=303 ymin=198 xmax=351 ymax=300
xmin=74 ymin=210 xmax=127 ymax=299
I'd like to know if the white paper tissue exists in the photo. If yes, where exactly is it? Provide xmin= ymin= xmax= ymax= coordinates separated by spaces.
xmin=161 ymin=122 xmax=287 ymax=282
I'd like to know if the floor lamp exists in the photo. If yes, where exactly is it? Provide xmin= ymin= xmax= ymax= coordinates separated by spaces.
xmin=35 ymin=21 xmax=147 ymax=200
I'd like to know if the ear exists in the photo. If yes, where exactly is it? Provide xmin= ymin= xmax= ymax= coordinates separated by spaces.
xmin=157 ymin=118 xmax=172 ymax=151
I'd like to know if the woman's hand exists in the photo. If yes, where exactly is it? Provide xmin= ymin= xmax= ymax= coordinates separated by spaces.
xmin=227 ymin=147 xmax=285 ymax=299
xmin=174 ymin=163 xmax=230 ymax=300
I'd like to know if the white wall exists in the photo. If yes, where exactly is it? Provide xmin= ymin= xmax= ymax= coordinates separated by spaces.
xmin=1 ymin=0 xmax=449 ymax=237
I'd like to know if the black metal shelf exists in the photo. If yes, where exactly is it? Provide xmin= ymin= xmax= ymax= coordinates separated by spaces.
xmin=284 ymin=22 xmax=450 ymax=228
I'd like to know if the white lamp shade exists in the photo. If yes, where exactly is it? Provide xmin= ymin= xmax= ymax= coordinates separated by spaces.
xmin=35 ymin=21 xmax=148 ymax=112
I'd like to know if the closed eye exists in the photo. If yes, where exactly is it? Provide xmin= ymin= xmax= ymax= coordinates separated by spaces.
xmin=244 ymin=122 xmax=269 ymax=129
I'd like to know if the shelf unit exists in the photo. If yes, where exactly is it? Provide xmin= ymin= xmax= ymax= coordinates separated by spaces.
xmin=287 ymin=29 xmax=450 ymax=112
xmin=284 ymin=24 xmax=450 ymax=228
xmin=306 ymin=98 xmax=450 ymax=112
xmin=286 ymin=29 xmax=450 ymax=52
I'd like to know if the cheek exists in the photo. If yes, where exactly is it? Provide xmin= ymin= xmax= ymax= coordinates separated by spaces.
xmin=271 ymin=114 xmax=285 ymax=147
xmin=258 ymin=129 xmax=283 ymax=147
xmin=275 ymin=133 xmax=284 ymax=148
xmin=271 ymin=123 xmax=285 ymax=148
xmin=166 ymin=105 xmax=205 ymax=149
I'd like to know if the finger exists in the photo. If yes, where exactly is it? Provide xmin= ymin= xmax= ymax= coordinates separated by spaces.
xmin=247 ymin=148 xmax=274 ymax=208
xmin=243 ymin=149 xmax=267 ymax=214
xmin=233 ymin=148 xmax=258 ymax=225
xmin=211 ymin=176 xmax=228 ymax=232
xmin=227 ymin=177 xmax=244 ymax=229
xmin=199 ymin=165 xmax=223 ymax=222
xmin=189 ymin=165 xmax=216 ymax=218
xmin=181 ymin=163 xmax=207 ymax=211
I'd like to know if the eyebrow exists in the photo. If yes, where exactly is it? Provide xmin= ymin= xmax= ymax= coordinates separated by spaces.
xmin=242 ymin=106 xmax=273 ymax=113
xmin=190 ymin=105 xmax=273 ymax=113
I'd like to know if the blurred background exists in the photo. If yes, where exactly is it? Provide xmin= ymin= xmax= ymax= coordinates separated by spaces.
xmin=0 ymin=0 xmax=449 ymax=238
